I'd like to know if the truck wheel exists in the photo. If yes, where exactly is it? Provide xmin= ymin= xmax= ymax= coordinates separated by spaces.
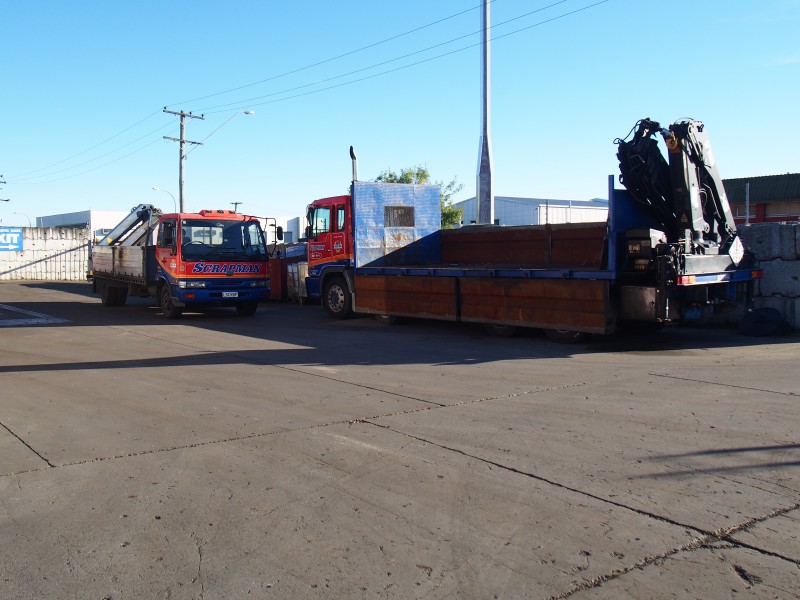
xmin=323 ymin=275 xmax=352 ymax=319
xmin=100 ymin=281 xmax=127 ymax=307
xmin=236 ymin=302 xmax=258 ymax=316
xmin=113 ymin=286 xmax=128 ymax=307
xmin=160 ymin=285 xmax=182 ymax=320
xmin=544 ymin=328 xmax=589 ymax=344
xmin=375 ymin=315 xmax=401 ymax=325
xmin=484 ymin=324 xmax=519 ymax=338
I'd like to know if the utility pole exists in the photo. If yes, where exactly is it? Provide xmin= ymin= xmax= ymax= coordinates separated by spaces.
xmin=230 ymin=201 xmax=243 ymax=213
xmin=476 ymin=0 xmax=494 ymax=225
xmin=163 ymin=108 xmax=204 ymax=212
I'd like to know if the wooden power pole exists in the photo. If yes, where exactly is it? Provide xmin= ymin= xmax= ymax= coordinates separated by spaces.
xmin=163 ymin=108 xmax=204 ymax=212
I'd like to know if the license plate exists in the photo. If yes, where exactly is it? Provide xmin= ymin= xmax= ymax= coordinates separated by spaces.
xmin=222 ymin=291 xmax=239 ymax=298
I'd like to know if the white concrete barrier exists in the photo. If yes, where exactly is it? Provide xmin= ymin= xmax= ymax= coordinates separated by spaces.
xmin=0 ymin=227 xmax=90 ymax=281
xmin=739 ymin=223 xmax=800 ymax=331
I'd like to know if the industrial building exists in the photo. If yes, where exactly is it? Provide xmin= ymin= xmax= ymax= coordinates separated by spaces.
xmin=453 ymin=195 xmax=609 ymax=226
xmin=37 ymin=210 xmax=127 ymax=240
xmin=723 ymin=173 xmax=800 ymax=224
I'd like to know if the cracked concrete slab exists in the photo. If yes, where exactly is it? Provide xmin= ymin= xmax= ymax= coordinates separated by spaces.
xmin=370 ymin=367 xmax=799 ymax=535
xmin=0 ymin=281 xmax=798 ymax=599
xmin=565 ymin=545 xmax=800 ymax=599
xmin=0 ymin=422 xmax=694 ymax=600
xmin=730 ymin=508 xmax=800 ymax=564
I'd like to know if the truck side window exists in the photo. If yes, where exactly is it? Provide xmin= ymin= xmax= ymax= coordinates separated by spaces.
xmin=336 ymin=206 xmax=346 ymax=232
xmin=159 ymin=221 xmax=177 ymax=248
xmin=312 ymin=207 xmax=331 ymax=236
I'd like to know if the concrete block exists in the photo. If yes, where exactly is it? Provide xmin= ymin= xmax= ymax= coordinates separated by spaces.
xmin=758 ymin=259 xmax=800 ymax=297
xmin=797 ymin=225 xmax=800 ymax=259
xmin=738 ymin=222 xmax=797 ymax=260
xmin=753 ymin=296 xmax=799 ymax=331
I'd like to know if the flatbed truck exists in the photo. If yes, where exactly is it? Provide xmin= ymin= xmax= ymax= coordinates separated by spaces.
xmin=92 ymin=205 xmax=271 ymax=318
xmin=298 ymin=119 xmax=762 ymax=341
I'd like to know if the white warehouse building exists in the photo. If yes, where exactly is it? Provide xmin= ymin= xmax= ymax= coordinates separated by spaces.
xmin=453 ymin=196 xmax=608 ymax=226
xmin=37 ymin=210 xmax=127 ymax=240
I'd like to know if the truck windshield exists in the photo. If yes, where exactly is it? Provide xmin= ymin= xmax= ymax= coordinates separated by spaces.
xmin=180 ymin=219 xmax=267 ymax=261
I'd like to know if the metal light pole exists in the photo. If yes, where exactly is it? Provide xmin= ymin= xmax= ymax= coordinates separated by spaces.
xmin=13 ymin=212 xmax=32 ymax=227
xmin=152 ymin=187 xmax=178 ymax=213
xmin=476 ymin=0 xmax=494 ymax=225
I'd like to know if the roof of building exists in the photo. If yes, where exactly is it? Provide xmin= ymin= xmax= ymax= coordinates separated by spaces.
xmin=454 ymin=196 xmax=608 ymax=207
xmin=723 ymin=173 xmax=800 ymax=204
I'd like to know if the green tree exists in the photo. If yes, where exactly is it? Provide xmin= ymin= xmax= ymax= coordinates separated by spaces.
xmin=375 ymin=166 xmax=464 ymax=229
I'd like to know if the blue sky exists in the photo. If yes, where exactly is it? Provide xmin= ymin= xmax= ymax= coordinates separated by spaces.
xmin=2 ymin=0 xmax=798 ymax=227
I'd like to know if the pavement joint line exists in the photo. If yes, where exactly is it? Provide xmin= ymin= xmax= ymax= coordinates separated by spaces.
xmin=364 ymin=421 xmax=800 ymax=588
xmin=99 ymin=325 xmax=448 ymax=407
xmin=0 ymin=419 xmax=54 ymax=468
xmin=0 ymin=382 xmax=586 ymax=478
xmin=547 ymin=502 xmax=800 ymax=599
xmin=649 ymin=372 xmax=799 ymax=396
xmin=98 ymin=324 xmax=589 ymax=409
xmin=0 ymin=303 xmax=70 ymax=327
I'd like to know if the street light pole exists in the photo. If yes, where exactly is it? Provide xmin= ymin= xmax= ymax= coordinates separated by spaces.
xmin=152 ymin=187 xmax=178 ymax=213
xmin=13 ymin=212 xmax=32 ymax=227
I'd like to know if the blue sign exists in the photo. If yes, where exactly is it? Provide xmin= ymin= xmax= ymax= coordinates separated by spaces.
xmin=0 ymin=227 xmax=24 ymax=252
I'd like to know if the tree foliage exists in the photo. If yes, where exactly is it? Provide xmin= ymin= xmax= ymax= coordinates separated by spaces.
xmin=375 ymin=166 xmax=464 ymax=229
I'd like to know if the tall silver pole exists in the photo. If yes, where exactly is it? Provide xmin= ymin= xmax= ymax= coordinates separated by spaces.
xmin=476 ymin=0 xmax=494 ymax=225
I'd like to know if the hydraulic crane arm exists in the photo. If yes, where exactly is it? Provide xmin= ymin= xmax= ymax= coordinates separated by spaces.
xmin=616 ymin=118 xmax=738 ymax=254
xmin=663 ymin=119 xmax=737 ymax=250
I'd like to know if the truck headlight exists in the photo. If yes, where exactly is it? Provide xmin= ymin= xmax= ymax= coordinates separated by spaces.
xmin=178 ymin=280 xmax=206 ymax=289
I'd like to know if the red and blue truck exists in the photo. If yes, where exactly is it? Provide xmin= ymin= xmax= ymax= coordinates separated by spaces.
xmin=299 ymin=119 xmax=762 ymax=341
xmin=91 ymin=205 xmax=273 ymax=318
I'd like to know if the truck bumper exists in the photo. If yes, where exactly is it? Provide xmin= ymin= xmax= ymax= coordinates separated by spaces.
xmin=174 ymin=287 xmax=270 ymax=304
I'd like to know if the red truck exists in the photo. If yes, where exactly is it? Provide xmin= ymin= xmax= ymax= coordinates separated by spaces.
xmin=92 ymin=205 xmax=275 ymax=318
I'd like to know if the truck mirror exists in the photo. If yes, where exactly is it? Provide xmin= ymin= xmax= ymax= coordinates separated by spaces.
xmin=276 ymin=226 xmax=284 ymax=241
xmin=305 ymin=225 xmax=313 ymax=240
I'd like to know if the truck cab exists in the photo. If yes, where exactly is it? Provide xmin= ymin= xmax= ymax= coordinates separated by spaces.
xmin=304 ymin=195 xmax=353 ymax=299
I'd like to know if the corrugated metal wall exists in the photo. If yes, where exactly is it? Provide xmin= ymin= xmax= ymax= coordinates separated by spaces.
xmin=0 ymin=227 xmax=90 ymax=281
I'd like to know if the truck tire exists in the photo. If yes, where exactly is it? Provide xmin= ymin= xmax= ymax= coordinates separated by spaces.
xmin=323 ymin=275 xmax=352 ymax=319
xmin=544 ymin=328 xmax=589 ymax=344
xmin=100 ymin=281 xmax=128 ymax=307
xmin=235 ymin=301 xmax=258 ymax=316
xmin=159 ymin=284 xmax=182 ymax=320
xmin=484 ymin=323 xmax=519 ymax=337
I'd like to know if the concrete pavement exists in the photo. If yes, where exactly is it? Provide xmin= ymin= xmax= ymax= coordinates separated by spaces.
xmin=0 ymin=281 xmax=798 ymax=599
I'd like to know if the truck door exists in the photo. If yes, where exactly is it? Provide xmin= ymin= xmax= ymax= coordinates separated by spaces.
xmin=308 ymin=204 xmax=333 ymax=268
xmin=331 ymin=203 xmax=348 ymax=262
xmin=156 ymin=219 xmax=178 ymax=277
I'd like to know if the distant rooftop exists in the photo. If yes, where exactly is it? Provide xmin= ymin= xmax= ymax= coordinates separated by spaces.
xmin=723 ymin=173 xmax=800 ymax=204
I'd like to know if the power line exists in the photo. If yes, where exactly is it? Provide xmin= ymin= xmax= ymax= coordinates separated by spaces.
xmin=167 ymin=0 xmax=496 ymax=108
xmin=14 ymin=138 xmax=164 ymax=186
xmin=11 ymin=119 xmax=175 ymax=183
xmin=200 ymin=1 xmax=609 ymax=114
xmin=6 ymin=110 xmax=162 ymax=180
xmin=7 ymin=3 xmax=496 ymax=185
xmin=6 ymin=0 xmax=610 ymax=186
xmin=196 ymin=0 xmax=570 ymax=114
